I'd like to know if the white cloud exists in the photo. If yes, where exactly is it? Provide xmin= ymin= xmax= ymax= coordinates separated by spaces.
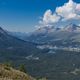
xmin=37 ymin=0 xmax=80 ymax=28
xmin=42 ymin=10 xmax=60 ymax=24
xmin=56 ymin=0 xmax=80 ymax=20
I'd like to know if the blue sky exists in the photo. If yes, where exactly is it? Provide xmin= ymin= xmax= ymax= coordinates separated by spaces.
xmin=0 ymin=0 xmax=80 ymax=32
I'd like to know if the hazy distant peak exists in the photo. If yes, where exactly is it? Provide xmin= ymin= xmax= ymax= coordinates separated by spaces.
xmin=0 ymin=27 xmax=7 ymax=35
xmin=63 ymin=23 xmax=80 ymax=31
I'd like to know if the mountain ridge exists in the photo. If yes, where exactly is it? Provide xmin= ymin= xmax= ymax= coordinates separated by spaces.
xmin=23 ymin=23 xmax=80 ymax=44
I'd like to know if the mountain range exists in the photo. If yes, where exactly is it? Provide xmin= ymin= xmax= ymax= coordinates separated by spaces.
xmin=13 ymin=23 xmax=80 ymax=45
xmin=1 ymin=24 xmax=80 ymax=80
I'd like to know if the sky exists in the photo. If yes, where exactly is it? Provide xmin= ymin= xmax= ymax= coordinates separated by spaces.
xmin=0 ymin=0 xmax=80 ymax=32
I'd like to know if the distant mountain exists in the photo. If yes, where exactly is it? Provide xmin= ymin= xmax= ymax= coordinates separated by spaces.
xmin=0 ymin=27 xmax=7 ymax=35
xmin=9 ymin=24 xmax=80 ymax=44
xmin=8 ymin=24 xmax=80 ymax=45
xmin=34 ymin=23 xmax=80 ymax=34
xmin=24 ymin=24 xmax=80 ymax=44
xmin=63 ymin=23 xmax=80 ymax=32
xmin=8 ymin=32 xmax=29 ymax=41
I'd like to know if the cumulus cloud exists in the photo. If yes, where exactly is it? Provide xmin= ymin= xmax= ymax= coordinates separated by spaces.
xmin=56 ymin=0 xmax=80 ymax=20
xmin=37 ymin=0 xmax=80 ymax=28
xmin=42 ymin=10 xmax=60 ymax=24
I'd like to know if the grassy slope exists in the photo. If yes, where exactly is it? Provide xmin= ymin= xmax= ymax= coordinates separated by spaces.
xmin=0 ymin=64 xmax=35 ymax=80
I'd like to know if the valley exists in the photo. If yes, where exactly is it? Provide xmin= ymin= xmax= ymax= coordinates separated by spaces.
xmin=1 ymin=24 xmax=80 ymax=80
